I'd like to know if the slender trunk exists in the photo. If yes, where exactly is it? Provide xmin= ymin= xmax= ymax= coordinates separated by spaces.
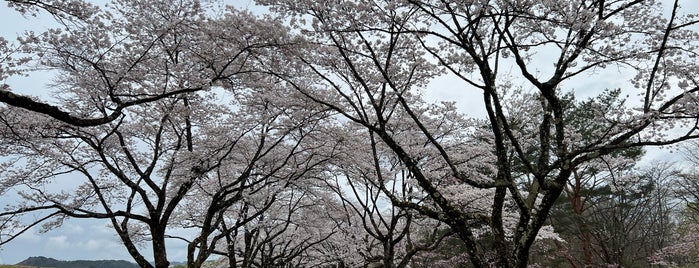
xmin=554 ymin=240 xmax=579 ymax=268
xmin=575 ymin=203 xmax=594 ymax=266
xmin=241 ymin=229 xmax=257 ymax=268
xmin=228 ymin=243 xmax=238 ymax=268
xmin=568 ymin=172 xmax=593 ymax=266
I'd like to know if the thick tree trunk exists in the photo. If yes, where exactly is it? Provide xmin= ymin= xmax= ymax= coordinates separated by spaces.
xmin=152 ymin=228 xmax=170 ymax=268
xmin=382 ymin=239 xmax=394 ymax=268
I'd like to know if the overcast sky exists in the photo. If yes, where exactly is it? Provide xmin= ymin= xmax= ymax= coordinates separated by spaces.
xmin=0 ymin=0 xmax=697 ymax=265
xmin=0 ymin=4 xmax=124 ymax=265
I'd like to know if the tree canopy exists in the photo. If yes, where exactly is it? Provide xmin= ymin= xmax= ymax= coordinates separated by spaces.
xmin=1 ymin=0 xmax=698 ymax=267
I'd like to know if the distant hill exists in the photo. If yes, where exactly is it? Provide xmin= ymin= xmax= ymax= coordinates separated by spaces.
xmin=17 ymin=256 xmax=139 ymax=268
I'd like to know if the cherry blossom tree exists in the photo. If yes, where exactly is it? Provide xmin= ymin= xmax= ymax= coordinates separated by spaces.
xmin=0 ymin=77 xmax=330 ymax=268
xmin=5 ymin=0 xmax=99 ymax=22
xmin=0 ymin=1 xmax=330 ymax=268
xmin=255 ymin=0 xmax=699 ymax=267
xmin=325 ymin=158 xmax=453 ymax=268
xmin=218 ymin=185 xmax=343 ymax=268
xmin=0 ymin=0 xmax=289 ymax=126
xmin=169 ymin=122 xmax=343 ymax=268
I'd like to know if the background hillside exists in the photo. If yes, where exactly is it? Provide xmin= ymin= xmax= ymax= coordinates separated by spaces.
xmin=16 ymin=256 xmax=139 ymax=268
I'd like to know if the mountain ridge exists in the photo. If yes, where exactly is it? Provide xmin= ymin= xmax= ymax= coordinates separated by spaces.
xmin=16 ymin=256 xmax=139 ymax=268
